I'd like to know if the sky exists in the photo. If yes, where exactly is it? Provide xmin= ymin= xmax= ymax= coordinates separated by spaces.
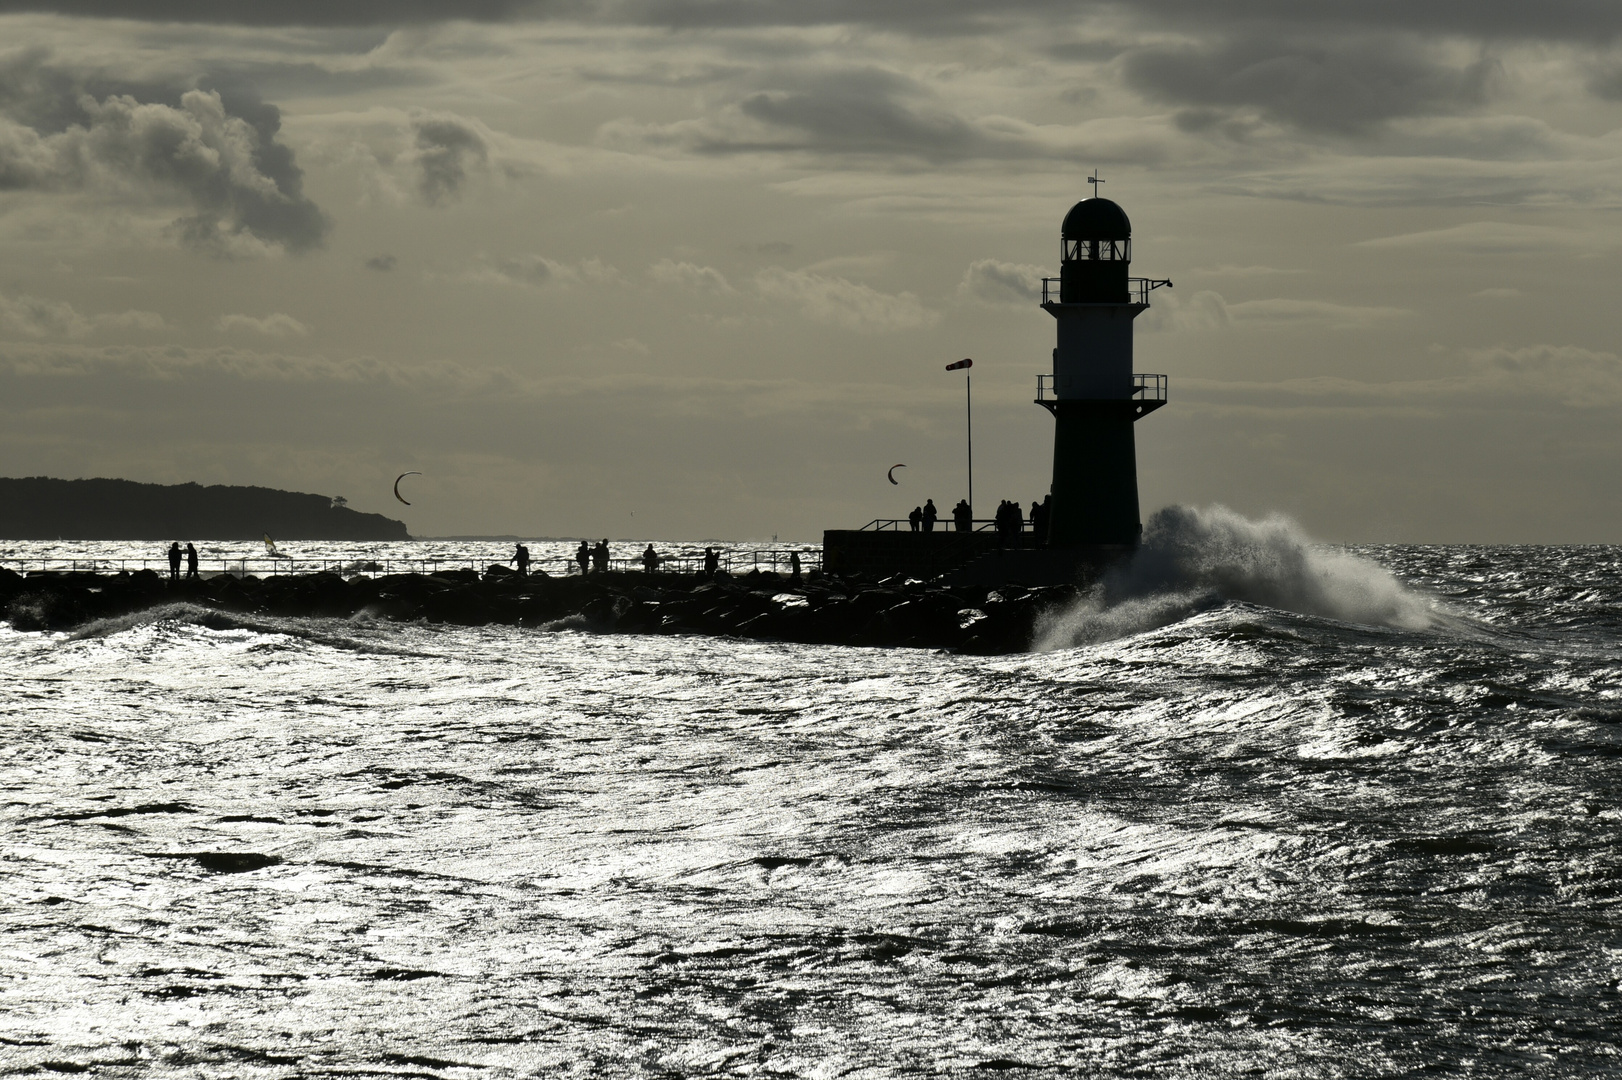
xmin=1 ymin=2 xmax=1620 ymax=543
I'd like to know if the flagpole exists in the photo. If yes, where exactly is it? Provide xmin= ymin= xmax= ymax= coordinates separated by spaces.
xmin=966 ymin=372 xmax=973 ymax=517
xmin=945 ymin=358 xmax=974 ymax=519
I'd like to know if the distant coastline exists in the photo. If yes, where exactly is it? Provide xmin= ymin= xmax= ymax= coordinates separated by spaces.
xmin=0 ymin=477 xmax=409 ymax=541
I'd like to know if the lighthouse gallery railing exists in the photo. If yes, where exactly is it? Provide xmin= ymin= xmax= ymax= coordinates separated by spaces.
xmin=1036 ymin=373 xmax=1167 ymax=404
xmin=1040 ymin=276 xmax=1172 ymax=305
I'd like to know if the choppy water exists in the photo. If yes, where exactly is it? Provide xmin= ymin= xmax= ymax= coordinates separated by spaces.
xmin=3 ymin=508 xmax=1620 ymax=1077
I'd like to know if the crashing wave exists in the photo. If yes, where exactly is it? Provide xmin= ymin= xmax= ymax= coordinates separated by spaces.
xmin=1034 ymin=505 xmax=1448 ymax=650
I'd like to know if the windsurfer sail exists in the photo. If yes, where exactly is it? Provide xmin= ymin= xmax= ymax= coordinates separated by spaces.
xmin=263 ymin=534 xmax=290 ymax=560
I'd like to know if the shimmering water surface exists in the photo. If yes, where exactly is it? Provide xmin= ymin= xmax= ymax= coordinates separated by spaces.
xmin=3 ymin=528 xmax=1620 ymax=1076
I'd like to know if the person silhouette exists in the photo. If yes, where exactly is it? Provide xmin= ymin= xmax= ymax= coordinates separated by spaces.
xmin=704 ymin=547 xmax=720 ymax=578
xmin=922 ymin=499 xmax=937 ymax=533
xmin=953 ymin=499 xmax=972 ymax=532
xmin=642 ymin=544 xmax=660 ymax=573
xmin=908 ymin=506 xmax=922 ymax=532
xmin=789 ymin=551 xmax=801 ymax=580
xmin=510 ymin=543 xmax=531 ymax=576
xmin=593 ymin=539 xmax=609 ymax=574
xmin=575 ymin=541 xmax=590 ymax=576
xmin=167 ymin=542 xmax=181 ymax=582
xmin=184 ymin=542 xmax=199 ymax=579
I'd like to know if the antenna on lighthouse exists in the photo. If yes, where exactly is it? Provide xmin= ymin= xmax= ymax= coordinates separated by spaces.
xmin=1087 ymin=169 xmax=1104 ymax=193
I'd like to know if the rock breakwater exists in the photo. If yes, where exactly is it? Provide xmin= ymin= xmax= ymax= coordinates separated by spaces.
xmin=0 ymin=566 xmax=1079 ymax=654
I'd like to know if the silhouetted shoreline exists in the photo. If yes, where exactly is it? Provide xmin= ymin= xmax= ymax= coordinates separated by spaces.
xmin=0 ymin=478 xmax=408 ymax=541
xmin=0 ymin=567 xmax=1077 ymax=654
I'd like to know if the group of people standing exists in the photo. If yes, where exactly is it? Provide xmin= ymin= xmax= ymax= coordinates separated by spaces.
xmin=562 ymin=539 xmax=613 ymax=576
xmin=905 ymin=495 xmax=1054 ymax=540
xmin=166 ymin=541 xmax=199 ymax=580
xmin=907 ymin=499 xmax=940 ymax=532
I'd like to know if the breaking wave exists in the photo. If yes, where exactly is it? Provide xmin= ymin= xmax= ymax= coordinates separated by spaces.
xmin=1034 ymin=505 xmax=1448 ymax=650
xmin=66 ymin=603 xmax=426 ymax=655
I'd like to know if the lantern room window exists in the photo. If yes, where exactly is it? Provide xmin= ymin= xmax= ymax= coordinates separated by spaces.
xmin=1062 ymin=238 xmax=1131 ymax=262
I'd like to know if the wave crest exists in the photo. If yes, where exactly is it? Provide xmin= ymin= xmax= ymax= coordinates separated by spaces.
xmin=1034 ymin=505 xmax=1442 ymax=650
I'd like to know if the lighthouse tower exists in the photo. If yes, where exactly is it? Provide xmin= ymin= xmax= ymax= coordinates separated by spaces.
xmin=1038 ymin=190 xmax=1168 ymax=547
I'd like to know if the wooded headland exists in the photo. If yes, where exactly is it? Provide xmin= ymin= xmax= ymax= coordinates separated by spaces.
xmin=0 ymin=477 xmax=410 ymax=540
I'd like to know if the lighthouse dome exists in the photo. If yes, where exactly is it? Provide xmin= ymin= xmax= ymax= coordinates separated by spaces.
xmin=1061 ymin=197 xmax=1131 ymax=240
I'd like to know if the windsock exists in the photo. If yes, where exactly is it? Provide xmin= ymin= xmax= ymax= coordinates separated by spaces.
xmin=945 ymin=358 xmax=973 ymax=370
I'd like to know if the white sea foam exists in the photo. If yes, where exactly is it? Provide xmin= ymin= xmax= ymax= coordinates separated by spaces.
xmin=1034 ymin=505 xmax=1442 ymax=650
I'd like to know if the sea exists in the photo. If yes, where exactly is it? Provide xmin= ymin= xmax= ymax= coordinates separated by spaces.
xmin=2 ymin=505 xmax=1619 ymax=1077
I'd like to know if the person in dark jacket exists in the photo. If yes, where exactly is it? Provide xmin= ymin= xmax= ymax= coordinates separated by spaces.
xmin=908 ymin=506 xmax=922 ymax=532
xmin=575 ymin=541 xmax=590 ymax=576
xmin=922 ymin=499 xmax=938 ymax=532
xmin=167 ymin=542 xmax=181 ymax=581
xmin=184 ymin=542 xmax=199 ymax=579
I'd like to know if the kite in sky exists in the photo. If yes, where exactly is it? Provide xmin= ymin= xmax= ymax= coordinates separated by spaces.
xmin=887 ymin=464 xmax=907 ymax=485
xmin=394 ymin=472 xmax=422 ymax=506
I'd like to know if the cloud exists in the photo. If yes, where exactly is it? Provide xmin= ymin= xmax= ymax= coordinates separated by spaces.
xmin=1138 ymin=290 xmax=1408 ymax=331
xmin=1190 ymin=264 xmax=1305 ymax=277
xmin=1136 ymin=288 xmax=1232 ymax=332
xmin=649 ymin=258 xmax=734 ymax=294
xmin=1123 ymin=37 xmax=1499 ymax=133
xmin=1355 ymin=221 xmax=1615 ymax=255
xmin=1211 ymin=150 xmax=1622 ymax=208
xmin=365 ymin=253 xmax=398 ymax=271
xmin=0 ymin=55 xmax=330 ymax=255
xmin=0 ymin=1 xmax=539 ymax=25
xmin=1464 ymin=343 xmax=1622 ymax=407
xmin=456 ymin=253 xmax=623 ymax=287
xmin=597 ymin=66 xmax=1181 ymax=166
xmin=1181 ymin=342 xmax=1622 ymax=412
xmin=7 ymin=0 xmax=1622 ymax=42
xmin=410 ymin=111 xmax=491 ymax=205
xmin=754 ymin=266 xmax=938 ymax=332
xmin=0 ymin=290 xmax=163 ymax=337
xmin=1226 ymin=297 xmax=1410 ymax=329
xmin=216 ymin=312 xmax=309 ymax=337
xmin=956 ymin=258 xmax=1046 ymax=306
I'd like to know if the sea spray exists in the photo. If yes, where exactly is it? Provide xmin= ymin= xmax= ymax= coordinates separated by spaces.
xmin=1033 ymin=505 xmax=1440 ymax=650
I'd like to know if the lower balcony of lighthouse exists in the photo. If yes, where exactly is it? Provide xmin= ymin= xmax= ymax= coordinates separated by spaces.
xmin=1035 ymin=373 xmax=1167 ymax=418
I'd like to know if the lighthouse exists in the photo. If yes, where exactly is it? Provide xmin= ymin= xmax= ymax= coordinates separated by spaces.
xmin=820 ymin=187 xmax=1171 ymax=582
xmin=1038 ymin=188 xmax=1169 ymax=548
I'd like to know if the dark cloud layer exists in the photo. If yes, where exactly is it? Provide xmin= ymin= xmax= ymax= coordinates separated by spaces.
xmin=731 ymin=69 xmax=979 ymax=159
xmin=0 ymin=0 xmax=550 ymax=25
xmin=0 ymin=53 xmax=330 ymax=254
xmin=4 ymin=0 xmax=1621 ymax=40
xmin=1124 ymin=38 xmax=1499 ymax=134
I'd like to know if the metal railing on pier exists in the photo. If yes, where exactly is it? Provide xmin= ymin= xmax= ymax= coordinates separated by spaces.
xmin=859 ymin=518 xmax=1029 ymax=534
xmin=1040 ymin=276 xmax=1172 ymax=306
xmin=0 ymin=549 xmax=823 ymax=580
